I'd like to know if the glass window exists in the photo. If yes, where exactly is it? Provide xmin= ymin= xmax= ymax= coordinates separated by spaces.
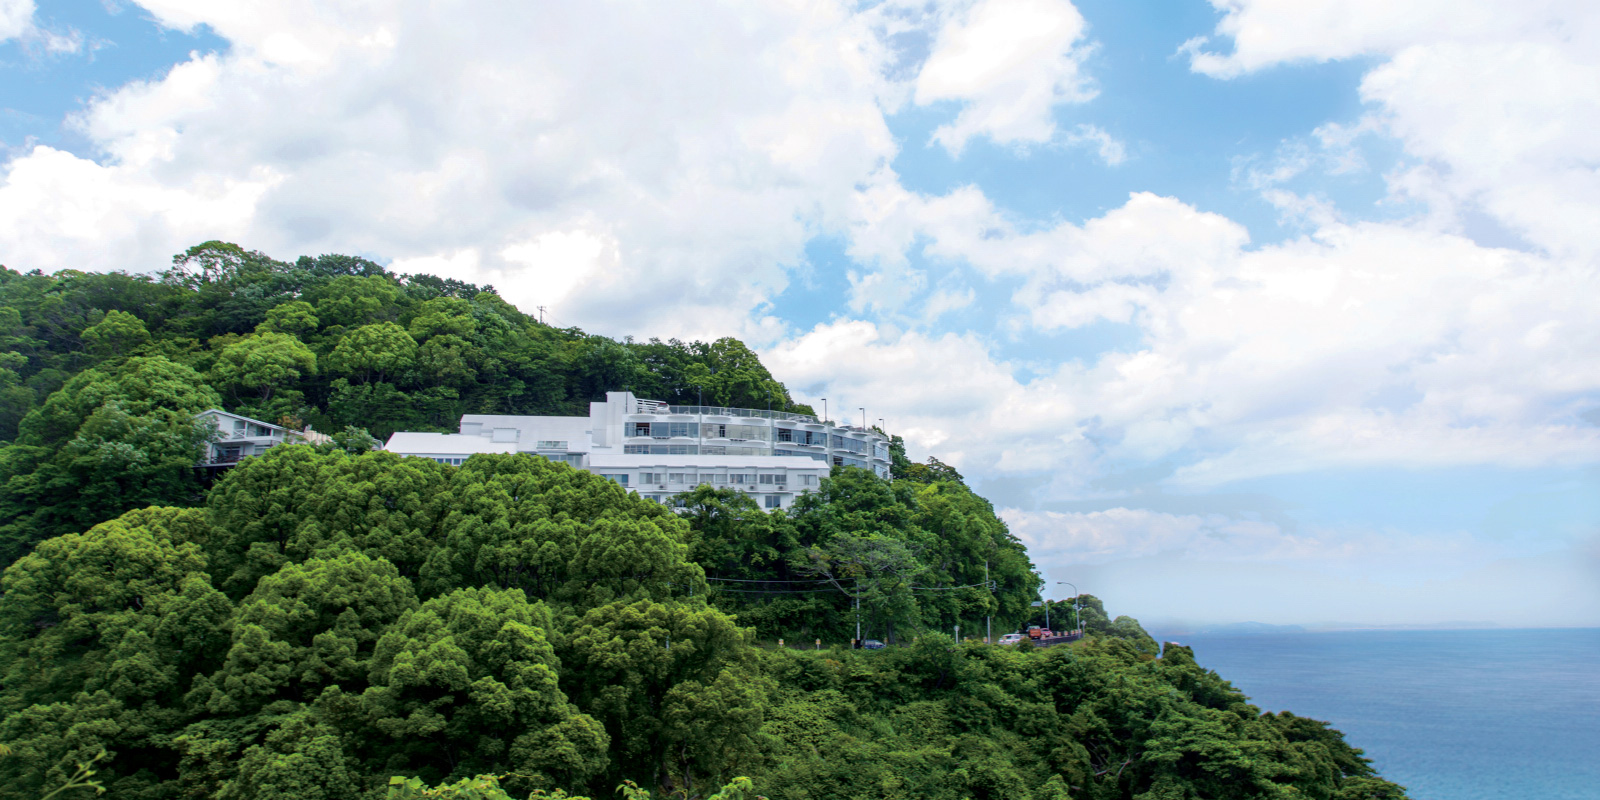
xmin=668 ymin=422 xmax=698 ymax=437
xmin=764 ymin=495 xmax=782 ymax=509
xmin=624 ymin=445 xmax=649 ymax=454
xmin=776 ymin=428 xmax=794 ymax=442
xmin=669 ymin=473 xmax=688 ymax=483
xmin=708 ymin=475 xmax=727 ymax=484
xmin=800 ymin=475 xmax=819 ymax=486
xmin=759 ymin=474 xmax=779 ymax=484
xmin=731 ymin=473 xmax=753 ymax=484
xmin=538 ymin=440 xmax=568 ymax=449
xmin=599 ymin=473 xmax=629 ymax=486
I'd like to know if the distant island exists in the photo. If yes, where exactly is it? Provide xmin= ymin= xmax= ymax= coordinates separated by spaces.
xmin=0 ymin=243 xmax=1409 ymax=799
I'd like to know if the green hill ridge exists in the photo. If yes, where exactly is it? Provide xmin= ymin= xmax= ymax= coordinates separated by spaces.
xmin=0 ymin=243 xmax=1408 ymax=799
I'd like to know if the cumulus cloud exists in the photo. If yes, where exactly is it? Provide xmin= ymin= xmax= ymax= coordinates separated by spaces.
xmin=914 ymin=0 xmax=1096 ymax=154
xmin=1006 ymin=507 xmax=1600 ymax=627
xmin=1185 ymin=0 xmax=1600 ymax=258
xmin=0 ymin=0 xmax=898 ymax=340
xmin=844 ymin=187 xmax=1600 ymax=482
xmin=1061 ymin=123 xmax=1125 ymax=165
xmin=0 ymin=0 xmax=82 ymax=54
xmin=761 ymin=319 xmax=1096 ymax=475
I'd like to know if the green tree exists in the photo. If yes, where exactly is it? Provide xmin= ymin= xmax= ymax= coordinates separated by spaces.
xmin=326 ymin=323 xmax=417 ymax=385
xmin=361 ymin=587 xmax=608 ymax=790
xmin=561 ymin=600 xmax=765 ymax=795
xmin=209 ymin=332 xmax=318 ymax=410
xmin=80 ymin=310 xmax=151 ymax=360
xmin=256 ymin=301 xmax=320 ymax=338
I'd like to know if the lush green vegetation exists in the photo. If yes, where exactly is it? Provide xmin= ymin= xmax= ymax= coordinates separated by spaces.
xmin=0 ymin=242 xmax=810 ymax=565
xmin=0 ymin=244 xmax=1408 ymax=799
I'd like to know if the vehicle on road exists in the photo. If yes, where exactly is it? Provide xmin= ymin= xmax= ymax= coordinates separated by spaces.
xmin=998 ymin=633 xmax=1025 ymax=645
xmin=861 ymin=639 xmax=885 ymax=650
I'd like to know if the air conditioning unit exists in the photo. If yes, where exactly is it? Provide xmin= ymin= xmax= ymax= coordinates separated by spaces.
xmin=658 ymin=485 xmax=667 ymax=490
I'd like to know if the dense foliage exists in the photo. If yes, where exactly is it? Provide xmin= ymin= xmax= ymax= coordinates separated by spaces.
xmin=0 ymin=244 xmax=1408 ymax=799
xmin=0 ymin=242 xmax=810 ymax=564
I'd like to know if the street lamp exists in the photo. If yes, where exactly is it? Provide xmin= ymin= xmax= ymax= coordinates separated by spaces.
xmin=821 ymin=398 xmax=827 ymax=424
xmin=1057 ymin=582 xmax=1080 ymax=634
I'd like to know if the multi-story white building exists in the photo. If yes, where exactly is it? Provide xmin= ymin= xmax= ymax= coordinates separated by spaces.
xmin=384 ymin=391 xmax=891 ymax=509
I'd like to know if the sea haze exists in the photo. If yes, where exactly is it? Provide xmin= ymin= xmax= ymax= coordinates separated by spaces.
xmin=1167 ymin=628 xmax=1600 ymax=800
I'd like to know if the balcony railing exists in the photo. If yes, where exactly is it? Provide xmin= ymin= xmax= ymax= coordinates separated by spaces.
xmin=663 ymin=405 xmax=819 ymax=423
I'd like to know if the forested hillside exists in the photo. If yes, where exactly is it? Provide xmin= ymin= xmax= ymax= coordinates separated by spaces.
xmin=0 ymin=241 xmax=809 ymax=564
xmin=0 ymin=243 xmax=1408 ymax=799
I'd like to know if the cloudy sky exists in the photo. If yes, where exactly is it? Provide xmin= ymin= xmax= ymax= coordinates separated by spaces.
xmin=3 ymin=0 xmax=1597 ymax=628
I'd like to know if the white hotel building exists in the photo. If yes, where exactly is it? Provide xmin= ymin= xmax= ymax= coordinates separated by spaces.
xmin=384 ymin=391 xmax=891 ymax=509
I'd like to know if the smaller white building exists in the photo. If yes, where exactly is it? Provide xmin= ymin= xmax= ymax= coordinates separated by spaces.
xmin=197 ymin=409 xmax=291 ymax=467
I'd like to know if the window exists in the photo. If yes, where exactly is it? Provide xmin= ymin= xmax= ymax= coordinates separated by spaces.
xmin=776 ymin=428 xmax=794 ymax=442
xmin=707 ymin=475 xmax=727 ymax=484
xmin=800 ymin=474 xmax=819 ymax=486
xmin=759 ymin=474 xmax=779 ymax=484
xmin=765 ymin=495 xmax=782 ymax=509
xmin=668 ymin=473 xmax=688 ymax=484
xmin=624 ymin=445 xmax=650 ymax=454
xmin=537 ymin=440 xmax=567 ymax=450
xmin=432 ymin=456 xmax=465 ymax=466
xmin=667 ymin=422 xmax=698 ymax=437
xmin=641 ymin=472 xmax=663 ymax=484
xmin=731 ymin=473 xmax=753 ymax=484
xmin=701 ymin=445 xmax=726 ymax=455
xmin=599 ymin=473 xmax=629 ymax=486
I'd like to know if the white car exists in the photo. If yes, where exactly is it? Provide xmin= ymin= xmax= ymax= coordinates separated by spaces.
xmin=998 ymin=633 xmax=1025 ymax=645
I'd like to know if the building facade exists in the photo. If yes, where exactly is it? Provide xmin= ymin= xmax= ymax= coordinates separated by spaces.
xmin=384 ymin=391 xmax=892 ymax=509
xmin=197 ymin=409 xmax=292 ymax=467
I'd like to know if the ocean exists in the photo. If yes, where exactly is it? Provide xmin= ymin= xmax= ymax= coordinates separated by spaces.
xmin=1166 ymin=628 xmax=1600 ymax=800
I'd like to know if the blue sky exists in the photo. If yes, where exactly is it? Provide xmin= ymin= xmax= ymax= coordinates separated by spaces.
xmin=3 ymin=0 xmax=1596 ymax=627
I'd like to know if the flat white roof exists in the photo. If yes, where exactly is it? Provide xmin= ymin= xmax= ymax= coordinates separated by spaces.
xmin=385 ymin=432 xmax=516 ymax=455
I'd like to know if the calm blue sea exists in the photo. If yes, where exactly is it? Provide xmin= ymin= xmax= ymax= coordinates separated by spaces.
xmin=1166 ymin=628 xmax=1600 ymax=800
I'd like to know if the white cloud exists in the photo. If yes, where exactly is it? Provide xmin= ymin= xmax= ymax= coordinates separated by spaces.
xmin=0 ymin=0 xmax=33 ymax=42
xmin=1184 ymin=1 xmax=1600 ymax=259
xmin=0 ymin=0 xmax=82 ymax=53
xmin=1008 ymin=507 xmax=1600 ymax=627
xmin=762 ymin=319 xmax=1096 ymax=475
xmin=0 ymin=0 xmax=899 ymax=341
xmin=838 ymin=187 xmax=1600 ymax=484
xmin=914 ymin=0 xmax=1096 ymax=155
xmin=1061 ymin=123 xmax=1125 ymax=165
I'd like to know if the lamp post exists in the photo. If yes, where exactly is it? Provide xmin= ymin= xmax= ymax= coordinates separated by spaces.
xmin=860 ymin=407 xmax=865 ymax=431
xmin=821 ymin=398 xmax=827 ymax=425
xmin=1057 ymin=581 xmax=1079 ymax=634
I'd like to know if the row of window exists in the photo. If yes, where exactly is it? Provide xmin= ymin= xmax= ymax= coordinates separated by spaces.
xmin=775 ymin=428 xmax=822 ymax=445
xmin=775 ymin=448 xmax=828 ymax=462
xmin=830 ymin=435 xmax=868 ymax=454
xmin=627 ymin=422 xmax=775 ymax=441
xmin=634 ymin=472 xmax=820 ymax=487
xmin=640 ymin=493 xmax=785 ymax=509
xmin=624 ymin=444 xmax=701 ymax=455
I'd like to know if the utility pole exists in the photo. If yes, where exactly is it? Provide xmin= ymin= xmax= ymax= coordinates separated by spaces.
xmin=537 ymin=305 xmax=546 ymax=324
xmin=854 ymin=578 xmax=861 ymax=645
xmin=985 ymin=560 xmax=991 ymax=644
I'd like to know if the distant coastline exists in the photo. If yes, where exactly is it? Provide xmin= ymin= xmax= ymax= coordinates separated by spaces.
xmin=1144 ymin=620 xmax=1599 ymax=638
